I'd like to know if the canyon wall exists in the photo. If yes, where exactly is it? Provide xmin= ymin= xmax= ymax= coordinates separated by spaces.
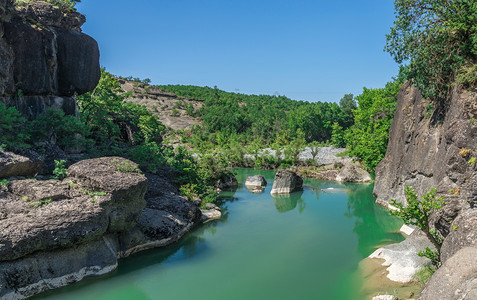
xmin=374 ymin=81 xmax=477 ymax=298
xmin=0 ymin=0 xmax=100 ymax=119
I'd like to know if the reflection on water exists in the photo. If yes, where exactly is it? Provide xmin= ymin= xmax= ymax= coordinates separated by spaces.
xmin=36 ymin=168 xmax=404 ymax=300
xmin=271 ymin=191 xmax=303 ymax=213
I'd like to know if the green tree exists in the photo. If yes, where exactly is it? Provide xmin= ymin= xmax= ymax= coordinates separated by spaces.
xmin=339 ymin=93 xmax=356 ymax=128
xmin=385 ymin=0 xmax=477 ymax=100
xmin=390 ymin=186 xmax=446 ymax=266
xmin=331 ymin=122 xmax=346 ymax=148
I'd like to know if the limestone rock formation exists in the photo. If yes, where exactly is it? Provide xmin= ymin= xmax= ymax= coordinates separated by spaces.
xmin=270 ymin=170 xmax=303 ymax=194
xmin=0 ymin=1 xmax=100 ymax=119
xmin=0 ymin=150 xmax=43 ymax=178
xmin=336 ymin=162 xmax=372 ymax=183
xmin=373 ymin=82 xmax=477 ymax=297
xmin=369 ymin=229 xmax=433 ymax=283
xmin=0 ymin=157 xmax=203 ymax=299
xmin=418 ymin=247 xmax=477 ymax=300
xmin=245 ymin=175 xmax=267 ymax=188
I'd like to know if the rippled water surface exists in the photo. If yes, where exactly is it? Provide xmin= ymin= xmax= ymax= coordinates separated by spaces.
xmin=36 ymin=168 xmax=404 ymax=300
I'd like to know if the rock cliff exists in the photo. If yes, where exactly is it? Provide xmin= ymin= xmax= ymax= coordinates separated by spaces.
xmin=374 ymin=82 xmax=477 ymax=298
xmin=0 ymin=0 xmax=100 ymax=119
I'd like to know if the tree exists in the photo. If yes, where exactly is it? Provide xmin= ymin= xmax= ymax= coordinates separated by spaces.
xmin=339 ymin=93 xmax=356 ymax=128
xmin=390 ymin=186 xmax=446 ymax=266
xmin=385 ymin=0 xmax=477 ymax=100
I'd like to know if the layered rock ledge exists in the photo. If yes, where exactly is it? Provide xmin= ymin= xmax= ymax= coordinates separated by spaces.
xmin=0 ymin=157 xmax=202 ymax=299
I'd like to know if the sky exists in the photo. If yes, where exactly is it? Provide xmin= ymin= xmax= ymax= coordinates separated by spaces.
xmin=76 ymin=0 xmax=400 ymax=103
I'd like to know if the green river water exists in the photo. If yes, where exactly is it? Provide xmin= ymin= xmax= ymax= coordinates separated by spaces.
xmin=36 ymin=168 xmax=404 ymax=300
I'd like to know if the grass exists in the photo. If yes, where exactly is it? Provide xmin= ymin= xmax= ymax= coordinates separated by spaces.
xmin=413 ymin=265 xmax=436 ymax=287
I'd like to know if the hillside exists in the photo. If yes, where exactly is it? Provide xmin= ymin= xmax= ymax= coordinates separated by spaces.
xmin=118 ymin=79 xmax=203 ymax=131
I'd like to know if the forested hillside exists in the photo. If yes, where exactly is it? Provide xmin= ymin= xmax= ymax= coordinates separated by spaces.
xmin=158 ymin=85 xmax=356 ymax=148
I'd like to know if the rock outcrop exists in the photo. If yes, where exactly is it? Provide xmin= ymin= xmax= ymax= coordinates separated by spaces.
xmin=245 ymin=175 xmax=267 ymax=187
xmin=0 ymin=150 xmax=43 ymax=178
xmin=369 ymin=229 xmax=433 ymax=283
xmin=336 ymin=162 xmax=372 ymax=183
xmin=270 ymin=170 xmax=303 ymax=194
xmin=374 ymin=82 xmax=477 ymax=297
xmin=0 ymin=1 xmax=100 ymax=119
xmin=419 ymin=247 xmax=477 ymax=300
xmin=0 ymin=157 xmax=202 ymax=299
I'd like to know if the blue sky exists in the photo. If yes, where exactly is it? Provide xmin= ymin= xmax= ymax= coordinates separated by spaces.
xmin=77 ymin=0 xmax=399 ymax=103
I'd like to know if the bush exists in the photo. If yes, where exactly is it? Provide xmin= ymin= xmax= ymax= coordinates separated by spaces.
xmin=0 ymin=103 xmax=30 ymax=151
xmin=390 ymin=186 xmax=446 ymax=266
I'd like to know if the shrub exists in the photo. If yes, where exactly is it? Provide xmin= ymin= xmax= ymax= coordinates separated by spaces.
xmin=0 ymin=103 xmax=30 ymax=151
xmin=390 ymin=186 xmax=446 ymax=266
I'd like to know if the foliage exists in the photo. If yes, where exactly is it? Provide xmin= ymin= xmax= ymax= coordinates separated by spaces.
xmin=26 ymin=109 xmax=92 ymax=151
xmin=30 ymin=198 xmax=53 ymax=207
xmin=414 ymin=264 xmax=436 ymax=287
xmin=385 ymin=0 xmax=477 ymax=100
xmin=331 ymin=122 xmax=346 ymax=148
xmin=390 ymin=186 xmax=446 ymax=265
xmin=417 ymin=247 xmax=441 ymax=268
xmin=0 ymin=102 xmax=29 ymax=151
xmin=345 ymin=75 xmax=403 ymax=172
xmin=15 ymin=0 xmax=81 ymax=10
xmin=0 ymin=179 xmax=9 ymax=186
xmin=159 ymin=84 xmax=355 ymax=148
xmin=52 ymin=160 xmax=67 ymax=180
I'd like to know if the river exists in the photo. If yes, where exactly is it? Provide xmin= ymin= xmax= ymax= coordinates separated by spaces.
xmin=35 ymin=168 xmax=404 ymax=300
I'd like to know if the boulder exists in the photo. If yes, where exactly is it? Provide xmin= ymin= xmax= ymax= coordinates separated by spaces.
xmin=440 ymin=208 xmax=477 ymax=262
xmin=216 ymin=170 xmax=238 ymax=191
xmin=0 ymin=150 xmax=43 ymax=179
xmin=418 ymin=247 xmax=477 ymax=300
xmin=200 ymin=203 xmax=222 ymax=222
xmin=369 ymin=229 xmax=434 ymax=283
xmin=270 ymin=170 xmax=303 ymax=194
xmin=67 ymin=157 xmax=147 ymax=232
xmin=336 ymin=162 xmax=372 ymax=183
xmin=0 ymin=157 xmax=147 ymax=262
xmin=245 ymin=175 xmax=267 ymax=187
xmin=55 ymin=28 xmax=101 ymax=96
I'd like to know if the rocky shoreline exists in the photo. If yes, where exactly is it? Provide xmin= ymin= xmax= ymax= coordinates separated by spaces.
xmin=0 ymin=155 xmax=207 ymax=299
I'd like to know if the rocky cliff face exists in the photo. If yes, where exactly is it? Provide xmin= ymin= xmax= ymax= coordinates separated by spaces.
xmin=374 ymin=82 xmax=477 ymax=298
xmin=0 ymin=0 xmax=100 ymax=119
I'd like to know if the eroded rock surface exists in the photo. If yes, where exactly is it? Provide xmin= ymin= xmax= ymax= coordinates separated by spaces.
xmin=245 ymin=175 xmax=267 ymax=188
xmin=270 ymin=170 xmax=303 ymax=194
xmin=0 ymin=150 xmax=43 ymax=178
xmin=373 ymin=82 xmax=477 ymax=297
xmin=0 ymin=158 xmax=203 ymax=299
xmin=419 ymin=247 xmax=477 ymax=300
xmin=336 ymin=162 xmax=372 ymax=183
xmin=0 ymin=1 xmax=100 ymax=119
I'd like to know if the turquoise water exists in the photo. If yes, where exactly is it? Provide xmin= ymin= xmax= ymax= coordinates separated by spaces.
xmin=36 ymin=169 xmax=404 ymax=300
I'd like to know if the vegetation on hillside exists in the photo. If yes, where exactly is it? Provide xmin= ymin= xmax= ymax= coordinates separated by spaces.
xmin=158 ymin=85 xmax=356 ymax=149
xmin=386 ymin=0 xmax=477 ymax=100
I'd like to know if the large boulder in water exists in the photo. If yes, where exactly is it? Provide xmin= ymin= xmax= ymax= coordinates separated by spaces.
xmin=336 ymin=162 xmax=372 ymax=183
xmin=270 ymin=170 xmax=303 ymax=194
xmin=245 ymin=175 xmax=267 ymax=188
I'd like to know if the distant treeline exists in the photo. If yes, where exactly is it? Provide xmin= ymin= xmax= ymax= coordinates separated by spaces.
xmin=158 ymin=84 xmax=356 ymax=146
